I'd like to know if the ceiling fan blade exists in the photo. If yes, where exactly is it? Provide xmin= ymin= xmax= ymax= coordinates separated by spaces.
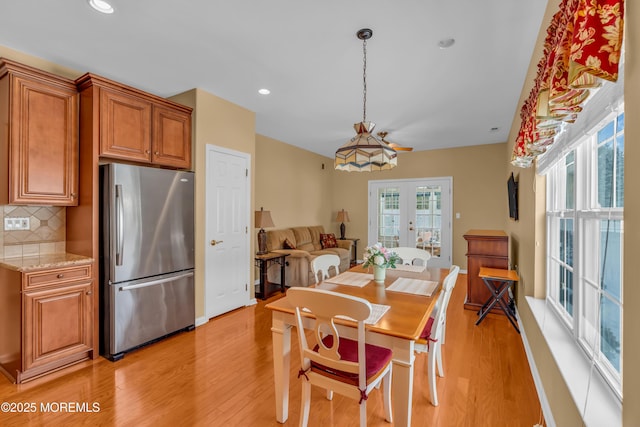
xmin=389 ymin=142 xmax=413 ymax=151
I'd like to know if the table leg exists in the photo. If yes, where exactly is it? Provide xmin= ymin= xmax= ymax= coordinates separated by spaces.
xmin=391 ymin=340 xmax=415 ymax=427
xmin=271 ymin=312 xmax=291 ymax=423
xmin=279 ymin=258 xmax=286 ymax=293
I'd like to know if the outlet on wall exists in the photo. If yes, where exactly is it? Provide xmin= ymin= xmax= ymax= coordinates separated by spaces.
xmin=4 ymin=217 xmax=30 ymax=231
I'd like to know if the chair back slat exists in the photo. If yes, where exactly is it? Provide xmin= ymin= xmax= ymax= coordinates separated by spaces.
xmin=392 ymin=247 xmax=431 ymax=266
xmin=311 ymin=254 xmax=341 ymax=284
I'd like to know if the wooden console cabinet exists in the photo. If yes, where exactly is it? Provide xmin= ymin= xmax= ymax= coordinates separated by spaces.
xmin=0 ymin=58 xmax=79 ymax=205
xmin=0 ymin=262 xmax=93 ymax=383
xmin=463 ymin=230 xmax=509 ymax=312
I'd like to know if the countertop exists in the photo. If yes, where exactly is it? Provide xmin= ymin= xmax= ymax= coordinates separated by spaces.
xmin=0 ymin=253 xmax=94 ymax=272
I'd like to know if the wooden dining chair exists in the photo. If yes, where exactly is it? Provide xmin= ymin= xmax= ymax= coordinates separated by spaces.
xmin=414 ymin=265 xmax=460 ymax=406
xmin=287 ymin=287 xmax=393 ymax=427
xmin=392 ymin=247 xmax=431 ymax=267
xmin=310 ymin=254 xmax=341 ymax=284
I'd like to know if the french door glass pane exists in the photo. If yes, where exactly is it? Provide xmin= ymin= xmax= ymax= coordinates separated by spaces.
xmin=415 ymin=185 xmax=442 ymax=258
xmin=377 ymin=187 xmax=400 ymax=248
xmin=616 ymin=135 xmax=624 ymax=208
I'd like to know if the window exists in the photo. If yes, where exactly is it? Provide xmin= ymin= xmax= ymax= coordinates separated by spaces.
xmin=546 ymin=109 xmax=624 ymax=396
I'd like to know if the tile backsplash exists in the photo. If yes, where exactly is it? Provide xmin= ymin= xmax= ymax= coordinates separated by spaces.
xmin=1 ymin=206 xmax=66 ymax=258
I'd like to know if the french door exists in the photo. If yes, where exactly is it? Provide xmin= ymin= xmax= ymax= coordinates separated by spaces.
xmin=368 ymin=177 xmax=452 ymax=268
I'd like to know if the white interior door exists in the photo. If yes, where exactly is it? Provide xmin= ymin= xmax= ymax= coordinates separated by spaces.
xmin=205 ymin=145 xmax=250 ymax=319
xmin=368 ymin=177 xmax=452 ymax=268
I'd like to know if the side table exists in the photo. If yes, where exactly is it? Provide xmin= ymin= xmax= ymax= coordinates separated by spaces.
xmin=340 ymin=237 xmax=360 ymax=266
xmin=255 ymin=252 xmax=289 ymax=300
xmin=476 ymin=267 xmax=520 ymax=333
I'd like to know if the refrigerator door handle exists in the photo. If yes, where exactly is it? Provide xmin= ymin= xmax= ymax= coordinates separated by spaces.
xmin=118 ymin=272 xmax=195 ymax=292
xmin=115 ymin=184 xmax=124 ymax=266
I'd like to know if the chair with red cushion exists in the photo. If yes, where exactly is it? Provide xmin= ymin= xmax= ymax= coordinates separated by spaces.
xmin=415 ymin=265 xmax=459 ymax=406
xmin=287 ymin=287 xmax=393 ymax=427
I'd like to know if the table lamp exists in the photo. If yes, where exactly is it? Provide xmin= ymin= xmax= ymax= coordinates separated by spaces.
xmin=335 ymin=209 xmax=350 ymax=240
xmin=255 ymin=207 xmax=275 ymax=255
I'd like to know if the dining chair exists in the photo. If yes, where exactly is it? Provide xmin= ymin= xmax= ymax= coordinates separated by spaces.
xmin=414 ymin=265 xmax=460 ymax=406
xmin=392 ymin=247 xmax=431 ymax=267
xmin=287 ymin=287 xmax=393 ymax=427
xmin=311 ymin=254 xmax=341 ymax=284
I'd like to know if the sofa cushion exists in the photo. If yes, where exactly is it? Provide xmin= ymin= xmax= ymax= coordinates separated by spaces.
xmin=320 ymin=233 xmax=338 ymax=249
xmin=266 ymin=229 xmax=296 ymax=252
xmin=292 ymin=227 xmax=315 ymax=252
xmin=307 ymin=225 xmax=325 ymax=251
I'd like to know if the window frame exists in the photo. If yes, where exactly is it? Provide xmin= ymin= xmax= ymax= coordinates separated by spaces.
xmin=545 ymin=107 xmax=624 ymax=398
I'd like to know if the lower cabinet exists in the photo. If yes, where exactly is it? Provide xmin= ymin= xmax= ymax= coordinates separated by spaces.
xmin=0 ymin=263 xmax=93 ymax=384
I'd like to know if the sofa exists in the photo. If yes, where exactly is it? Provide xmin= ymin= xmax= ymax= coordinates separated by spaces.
xmin=265 ymin=225 xmax=352 ymax=287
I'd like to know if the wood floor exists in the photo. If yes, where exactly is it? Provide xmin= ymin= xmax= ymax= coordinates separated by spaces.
xmin=0 ymin=273 xmax=543 ymax=426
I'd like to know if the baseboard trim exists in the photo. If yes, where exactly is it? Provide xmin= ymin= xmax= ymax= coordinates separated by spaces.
xmin=517 ymin=304 xmax=556 ymax=427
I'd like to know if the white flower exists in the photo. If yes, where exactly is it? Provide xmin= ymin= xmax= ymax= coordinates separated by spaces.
xmin=373 ymin=255 xmax=385 ymax=266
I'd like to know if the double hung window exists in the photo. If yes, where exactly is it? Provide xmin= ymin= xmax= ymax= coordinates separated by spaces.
xmin=546 ymin=108 xmax=624 ymax=396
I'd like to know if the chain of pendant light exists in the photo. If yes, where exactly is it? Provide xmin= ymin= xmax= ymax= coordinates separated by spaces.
xmin=362 ymin=36 xmax=367 ymax=123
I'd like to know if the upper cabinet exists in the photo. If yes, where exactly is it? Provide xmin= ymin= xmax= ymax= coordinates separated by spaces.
xmin=0 ymin=59 xmax=79 ymax=206
xmin=76 ymin=74 xmax=192 ymax=169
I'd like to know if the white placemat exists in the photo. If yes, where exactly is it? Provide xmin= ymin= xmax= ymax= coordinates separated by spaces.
xmin=323 ymin=271 xmax=373 ymax=287
xmin=386 ymin=277 xmax=438 ymax=297
xmin=392 ymin=264 xmax=427 ymax=273
xmin=336 ymin=304 xmax=391 ymax=325
xmin=302 ymin=303 xmax=390 ymax=325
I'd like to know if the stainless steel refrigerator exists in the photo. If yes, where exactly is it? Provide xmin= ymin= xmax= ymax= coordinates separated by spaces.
xmin=100 ymin=163 xmax=195 ymax=361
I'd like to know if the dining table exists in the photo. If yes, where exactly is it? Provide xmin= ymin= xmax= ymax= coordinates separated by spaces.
xmin=265 ymin=263 xmax=445 ymax=427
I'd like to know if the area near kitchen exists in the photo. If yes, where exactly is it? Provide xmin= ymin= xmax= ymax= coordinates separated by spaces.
xmin=0 ymin=58 xmax=193 ymax=383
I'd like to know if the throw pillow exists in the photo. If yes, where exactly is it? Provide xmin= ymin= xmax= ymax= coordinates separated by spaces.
xmin=320 ymin=233 xmax=338 ymax=249
xmin=283 ymin=237 xmax=296 ymax=249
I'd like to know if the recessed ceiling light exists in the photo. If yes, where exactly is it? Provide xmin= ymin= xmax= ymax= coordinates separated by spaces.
xmin=258 ymin=88 xmax=271 ymax=95
xmin=88 ymin=0 xmax=114 ymax=14
xmin=438 ymin=38 xmax=455 ymax=49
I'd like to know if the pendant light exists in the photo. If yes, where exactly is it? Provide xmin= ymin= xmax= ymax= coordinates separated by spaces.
xmin=334 ymin=28 xmax=397 ymax=172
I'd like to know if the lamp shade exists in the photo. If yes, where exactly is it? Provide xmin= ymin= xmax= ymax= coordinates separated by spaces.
xmin=255 ymin=208 xmax=275 ymax=228
xmin=335 ymin=122 xmax=397 ymax=172
xmin=335 ymin=209 xmax=350 ymax=223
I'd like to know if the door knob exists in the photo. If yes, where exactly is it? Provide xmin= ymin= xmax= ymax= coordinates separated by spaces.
xmin=210 ymin=240 xmax=224 ymax=246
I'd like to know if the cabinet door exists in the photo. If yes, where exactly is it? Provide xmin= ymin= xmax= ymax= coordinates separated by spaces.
xmin=23 ymin=282 xmax=92 ymax=371
xmin=9 ymin=75 xmax=78 ymax=205
xmin=152 ymin=105 xmax=192 ymax=169
xmin=100 ymin=88 xmax=152 ymax=163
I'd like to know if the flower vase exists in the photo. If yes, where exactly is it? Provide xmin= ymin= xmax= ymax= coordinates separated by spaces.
xmin=373 ymin=265 xmax=386 ymax=285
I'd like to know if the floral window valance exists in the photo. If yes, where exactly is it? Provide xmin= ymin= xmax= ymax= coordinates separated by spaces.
xmin=511 ymin=0 xmax=624 ymax=168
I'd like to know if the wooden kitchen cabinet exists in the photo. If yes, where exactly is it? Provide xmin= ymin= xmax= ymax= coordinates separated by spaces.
xmin=463 ymin=230 xmax=509 ymax=313
xmin=0 ymin=262 xmax=93 ymax=384
xmin=0 ymin=58 xmax=79 ymax=205
xmin=77 ymin=73 xmax=192 ymax=169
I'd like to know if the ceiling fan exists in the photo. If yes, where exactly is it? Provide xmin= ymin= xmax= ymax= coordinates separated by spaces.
xmin=377 ymin=131 xmax=414 ymax=151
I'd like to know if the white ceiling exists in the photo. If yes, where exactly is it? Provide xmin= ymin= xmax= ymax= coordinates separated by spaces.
xmin=0 ymin=0 xmax=547 ymax=158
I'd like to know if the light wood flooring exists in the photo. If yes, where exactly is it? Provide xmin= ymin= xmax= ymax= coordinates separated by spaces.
xmin=0 ymin=273 xmax=544 ymax=426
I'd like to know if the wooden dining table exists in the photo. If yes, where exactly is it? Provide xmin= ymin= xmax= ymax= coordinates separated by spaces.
xmin=265 ymin=264 xmax=445 ymax=427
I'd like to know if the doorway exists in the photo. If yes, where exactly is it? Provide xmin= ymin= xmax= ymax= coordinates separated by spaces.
xmin=368 ymin=177 xmax=452 ymax=268
xmin=205 ymin=145 xmax=250 ymax=319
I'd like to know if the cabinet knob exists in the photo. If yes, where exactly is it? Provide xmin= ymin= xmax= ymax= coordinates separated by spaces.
xmin=71 ymin=193 xmax=77 ymax=199
xmin=57 ymin=274 xmax=64 ymax=279
xmin=86 ymin=290 xmax=93 ymax=295
xmin=154 ymin=151 xmax=159 ymax=155
xmin=145 ymin=150 xmax=150 ymax=154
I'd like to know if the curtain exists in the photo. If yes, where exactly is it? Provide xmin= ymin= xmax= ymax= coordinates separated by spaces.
xmin=511 ymin=0 xmax=624 ymax=168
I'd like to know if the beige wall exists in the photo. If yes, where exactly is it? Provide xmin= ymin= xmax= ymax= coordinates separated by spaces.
xmin=505 ymin=0 xmax=637 ymax=425
xmin=254 ymin=137 xmax=508 ymax=268
xmin=255 ymin=134 xmax=334 ymax=230
xmin=170 ymin=89 xmax=256 ymax=319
